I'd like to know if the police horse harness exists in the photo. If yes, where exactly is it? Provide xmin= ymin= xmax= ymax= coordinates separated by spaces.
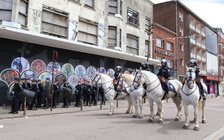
xmin=92 ymin=73 xmax=133 ymax=116
xmin=133 ymin=70 xmax=183 ymax=123
xmin=118 ymin=74 xmax=145 ymax=119
xmin=181 ymin=67 xmax=207 ymax=131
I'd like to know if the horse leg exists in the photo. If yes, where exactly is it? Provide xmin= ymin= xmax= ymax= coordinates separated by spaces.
xmin=157 ymin=100 xmax=163 ymax=124
xmin=172 ymin=96 xmax=182 ymax=121
xmin=148 ymin=98 xmax=154 ymax=123
xmin=201 ymin=100 xmax=206 ymax=124
xmin=131 ymin=96 xmax=138 ymax=118
xmin=183 ymin=104 xmax=189 ymax=129
xmin=193 ymin=104 xmax=199 ymax=131
xmin=138 ymin=96 xmax=144 ymax=119
xmin=126 ymin=95 xmax=134 ymax=114
xmin=107 ymin=96 xmax=114 ymax=116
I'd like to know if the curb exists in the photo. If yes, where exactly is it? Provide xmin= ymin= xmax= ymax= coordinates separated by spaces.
xmin=203 ymin=126 xmax=224 ymax=140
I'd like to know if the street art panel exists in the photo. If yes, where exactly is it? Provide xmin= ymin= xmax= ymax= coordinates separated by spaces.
xmin=31 ymin=59 xmax=46 ymax=74
xmin=11 ymin=57 xmax=30 ymax=73
xmin=62 ymin=63 xmax=75 ymax=76
xmin=0 ymin=68 xmax=20 ymax=85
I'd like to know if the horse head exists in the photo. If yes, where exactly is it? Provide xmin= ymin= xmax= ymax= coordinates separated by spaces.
xmin=92 ymin=74 xmax=102 ymax=87
xmin=133 ymin=70 xmax=145 ymax=89
xmin=185 ymin=66 xmax=196 ymax=89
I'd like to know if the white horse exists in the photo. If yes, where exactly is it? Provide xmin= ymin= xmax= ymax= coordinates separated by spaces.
xmin=133 ymin=70 xmax=183 ymax=123
xmin=181 ymin=67 xmax=207 ymax=131
xmin=92 ymin=73 xmax=134 ymax=116
xmin=119 ymin=74 xmax=145 ymax=119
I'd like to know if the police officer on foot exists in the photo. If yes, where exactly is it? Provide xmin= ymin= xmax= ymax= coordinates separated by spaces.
xmin=114 ymin=66 xmax=123 ymax=95
xmin=189 ymin=59 xmax=205 ymax=99
xmin=157 ymin=59 xmax=171 ymax=97
xmin=9 ymin=77 xmax=22 ymax=114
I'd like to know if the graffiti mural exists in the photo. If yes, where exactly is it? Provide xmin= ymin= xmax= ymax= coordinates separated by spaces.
xmin=31 ymin=9 xmax=42 ymax=32
xmin=21 ymin=70 xmax=37 ymax=80
xmin=11 ymin=57 xmax=30 ymax=73
xmin=0 ymin=68 xmax=20 ymax=85
xmin=38 ymin=71 xmax=52 ymax=83
xmin=87 ymin=66 xmax=97 ymax=80
xmin=75 ymin=65 xmax=86 ymax=78
xmin=62 ymin=63 xmax=75 ymax=76
xmin=54 ymin=72 xmax=66 ymax=84
xmin=46 ymin=62 xmax=61 ymax=75
xmin=67 ymin=73 xmax=80 ymax=88
xmin=31 ymin=59 xmax=46 ymax=74
xmin=98 ymin=67 xmax=106 ymax=74
xmin=107 ymin=69 xmax=115 ymax=78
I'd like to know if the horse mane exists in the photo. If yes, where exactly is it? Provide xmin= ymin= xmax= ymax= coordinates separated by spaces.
xmin=122 ymin=74 xmax=134 ymax=82
xmin=100 ymin=73 xmax=112 ymax=81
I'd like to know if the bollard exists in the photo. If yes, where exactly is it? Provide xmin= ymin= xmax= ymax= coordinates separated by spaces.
xmin=116 ymin=99 xmax=118 ymax=108
xmin=23 ymin=97 xmax=26 ymax=116
xmin=80 ymin=96 xmax=83 ymax=111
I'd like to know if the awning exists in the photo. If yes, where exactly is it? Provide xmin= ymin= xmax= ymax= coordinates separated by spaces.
xmin=0 ymin=26 xmax=160 ymax=65
xmin=204 ymin=76 xmax=222 ymax=82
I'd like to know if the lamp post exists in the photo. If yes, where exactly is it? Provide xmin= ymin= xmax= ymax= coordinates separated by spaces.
xmin=146 ymin=23 xmax=154 ymax=62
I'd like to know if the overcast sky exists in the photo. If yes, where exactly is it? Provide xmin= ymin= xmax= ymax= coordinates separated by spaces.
xmin=151 ymin=0 xmax=224 ymax=31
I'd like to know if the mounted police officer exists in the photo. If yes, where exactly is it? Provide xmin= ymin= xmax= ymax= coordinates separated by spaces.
xmin=113 ymin=66 xmax=123 ymax=95
xmin=140 ymin=62 xmax=151 ymax=71
xmin=157 ymin=59 xmax=171 ymax=97
xmin=188 ymin=59 xmax=205 ymax=99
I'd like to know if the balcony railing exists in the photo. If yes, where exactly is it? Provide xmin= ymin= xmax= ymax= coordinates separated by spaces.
xmin=196 ymin=28 xmax=200 ymax=34
xmin=190 ymin=53 xmax=196 ymax=58
xmin=190 ymin=38 xmax=196 ymax=44
xmin=190 ymin=24 xmax=195 ymax=31
xmin=201 ymin=32 xmax=205 ymax=37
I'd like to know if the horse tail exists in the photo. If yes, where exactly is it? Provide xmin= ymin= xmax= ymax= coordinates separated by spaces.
xmin=198 ymin=100 xmax=202 ymax=113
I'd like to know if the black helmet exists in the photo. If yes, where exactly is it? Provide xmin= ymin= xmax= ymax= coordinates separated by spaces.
xmin=116 ymin=66 xmax=123 ymax=72
xmin=189 ymin=59 xmax=197 ymax=67
xmin=161 ymin=59 xmax=167 ymax=66
xmin=141 ymin=62 xmax=150 ymax=68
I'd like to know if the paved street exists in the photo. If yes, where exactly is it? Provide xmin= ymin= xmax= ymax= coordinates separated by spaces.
xmin=0 ymin=96 xmax=224 ymax=140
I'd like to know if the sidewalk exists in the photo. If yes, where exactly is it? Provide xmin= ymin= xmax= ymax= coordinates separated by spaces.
xmin=0 ymin=95 xmax=222 ymax=120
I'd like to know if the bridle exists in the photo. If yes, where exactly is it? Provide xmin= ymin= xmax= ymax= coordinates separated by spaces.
xmin=91 ymin=74 xmax=114 ymax=94
xmin=133 ymin=71 xmax=160 ymax=93
xmin=181 ymin=69 xmax=198 ymax=96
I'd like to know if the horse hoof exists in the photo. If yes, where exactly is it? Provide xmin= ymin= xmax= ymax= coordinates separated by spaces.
xmin=125 ymin=111 xmax=129 ymax=114
xmin=108 ymin=113 xmax=112 ymax=116
xmin=158 ymin=120 xmax=163 ymax=124
xmin=139 ymin=114 xmax=144 ymax=119
xmin=174 ymin=117 xmax=180 ymax=121
xmin=193 ymin=127 xmax=199 ymax=131
xmin=148 ymin=119 xmax=153 ymax=123
xmin=182 ymin=125 xmax=188 ymax=129
xmin=202 ymin=120 xmax=206 ymax=124
xmin=132 ymin=115 xmax=137 ymax=118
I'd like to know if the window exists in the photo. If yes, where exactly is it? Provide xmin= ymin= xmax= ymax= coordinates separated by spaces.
xmin=167 ymin=59 xmax=173 ymax=68
xmin=41 ymin=6 xmax=68 ymax=38
xmin=19 ymin=0 xmax=29 ymax=27
xmin=179 ymin=27 xmax=183 ymax=36
xmin=85 ymin=0 xmax=94 ymax=8
xmin=78 ymin=19 xmax=98 ymax=45
xmin=179 ymin=12 xmax=183 ymax=22
xmin=127 ymin=8 xmax=139 ymax=26
xmin=145 ymin=40 xmax=149 ymax=57
xmin=126 ymin=34 xmax=138 ymax=55
xmin=180 ymin=43 xmax=184 ymax=51
xmin=109 ymin=0 xmax=117 ymax=14
xmin=156 ymin=56 xmax=163 ymax=61
xmin=145 ymin=17 xmax=151 ymax=32
xmin=167 ymin=42 xmax=173 ymax=51
xmin=108 ymin=26 xmax=117 ymax=47
xmin=180 ymin=59 xmax=184 ymax=67
xmin=156 ymin=38 xmax=163 ymax=48
xmin=0 ymin=0 xmax=13 ymax=21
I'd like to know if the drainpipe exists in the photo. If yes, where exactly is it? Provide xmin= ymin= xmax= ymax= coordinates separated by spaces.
xmin=175 ymin=0 xmax=179 ymax=78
